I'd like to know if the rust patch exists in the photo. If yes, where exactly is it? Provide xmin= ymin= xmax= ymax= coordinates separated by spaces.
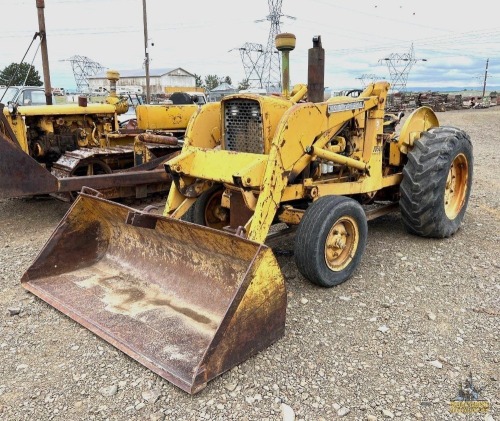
xmin=74 ymin=264 xmax=218 ymax=332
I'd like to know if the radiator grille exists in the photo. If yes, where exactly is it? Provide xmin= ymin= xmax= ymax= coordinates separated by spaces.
xmin=224 ymin=99 xmax=264 ymax=154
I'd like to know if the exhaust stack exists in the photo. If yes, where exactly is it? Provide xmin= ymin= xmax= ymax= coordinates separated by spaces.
xmin=307 ymin=35 xmax=325 ymax=103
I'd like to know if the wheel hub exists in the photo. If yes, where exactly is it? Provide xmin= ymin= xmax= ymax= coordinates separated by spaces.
xmin=324 ymin=216 xmax=359 ymax=271
xmin=444 ymin=153 xmax=468 ymax=219
xmin=213 ymin=206 xmax=229 ymax=222
xmin=205 ymin=190 xmax=229 ymax=229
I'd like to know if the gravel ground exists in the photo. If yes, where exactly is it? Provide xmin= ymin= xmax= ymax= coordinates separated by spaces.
xmin=0 ymin=107 xmax=498 ymax=421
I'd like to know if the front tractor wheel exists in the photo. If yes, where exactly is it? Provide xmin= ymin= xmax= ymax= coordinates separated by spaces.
xmin=182 ymin=185 xmax=229 ymax=230
xmin=294 ymin=196 xmax=368 ymax=287
xmin=400 ymin=126 xmax=473 ymax=238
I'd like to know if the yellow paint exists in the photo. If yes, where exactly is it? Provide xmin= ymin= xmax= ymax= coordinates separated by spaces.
xmin=162 ymin=80 xmax=438 ymax=245
xmin=2 ymin=111 xmax=29 ymax=152
xmin=166 ymin=147 xmax=268 ymax=186
xmin=136 ymin=104 xmax=198 ymax=131
xmin=2 ymin=100 xmax=133 ymax=155
xmin=398 ymin=106 xmax=439 ymax=153
xmin=17 ymin=103 xmax=118 ymax=116
xmin=184 ymin=103 xmax=222 ymax=148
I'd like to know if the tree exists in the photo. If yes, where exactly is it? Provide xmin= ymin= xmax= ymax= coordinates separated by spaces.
xmin=193 ymin=73 xmax=203 ymax=88
xmin=204 ymin=74 xmax=222 ymax=91
xmin=0 ymin=63 xmax=43 ymax=86
xmin=197 ymin=74 xmax=235 ymax=91
xmin=238 ymin=79 xmax=250 ymax=91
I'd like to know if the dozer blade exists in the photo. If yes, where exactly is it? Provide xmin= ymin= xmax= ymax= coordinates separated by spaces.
xmin=21 ymin=192 xmax=286 ymax=394
xmin=0 ymin=131 xmax=58 ymax=198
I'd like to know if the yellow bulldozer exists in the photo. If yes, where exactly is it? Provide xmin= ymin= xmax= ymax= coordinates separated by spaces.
xmin=0 ymin=71 xmax=201 ymax=201
xmin=20 ymin=34 xmax=473 ymax=394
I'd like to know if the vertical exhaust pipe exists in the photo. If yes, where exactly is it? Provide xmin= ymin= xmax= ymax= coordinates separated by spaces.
xmin=275 ymin=33 xmax=296 ymax=98
xmin=307 ymin=35 xmax=325 ymax=103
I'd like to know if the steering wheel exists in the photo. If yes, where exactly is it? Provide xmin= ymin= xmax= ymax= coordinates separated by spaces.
xmin=345 ymin=89 xmax=363 ymax=98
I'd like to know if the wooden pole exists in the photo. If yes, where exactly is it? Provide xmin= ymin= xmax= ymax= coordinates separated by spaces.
xmin=36 ymin=0 xmax=52 ymax=105
xmin=142 ymin=0 xmax=150 ymax=104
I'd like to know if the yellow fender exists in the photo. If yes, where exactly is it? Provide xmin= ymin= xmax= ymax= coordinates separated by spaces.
xmin=398 ymin=106 xmax=439 ymax=154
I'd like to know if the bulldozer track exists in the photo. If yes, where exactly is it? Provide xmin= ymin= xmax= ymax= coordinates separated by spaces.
xmin=47 ymin=144 xmax=179 ymax=203
xmin=51 ymin=146 xmax=136 ymax=178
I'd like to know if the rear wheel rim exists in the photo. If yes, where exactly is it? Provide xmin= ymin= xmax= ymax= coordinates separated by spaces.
xmin=444 ymin=153 xmax=468 ymax=219
xmin=324 ymin=216 xmax=359 ymax=271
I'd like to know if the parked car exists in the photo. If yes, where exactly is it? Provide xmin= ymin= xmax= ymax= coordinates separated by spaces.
xmin=51 ymin=87 xmax=65 ymax=96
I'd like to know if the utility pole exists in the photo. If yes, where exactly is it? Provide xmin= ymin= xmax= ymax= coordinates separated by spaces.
xmin=482 ymin=58 xmax=489 ymax=98
xmin=36 ymin=0 xmax=52 ymax=105
xmin=142 ymin=0 xmax=150 ymax=104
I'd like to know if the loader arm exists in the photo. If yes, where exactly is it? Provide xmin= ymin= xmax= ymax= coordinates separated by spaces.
xmin=246 ymin=94 xmax=381 ymax=243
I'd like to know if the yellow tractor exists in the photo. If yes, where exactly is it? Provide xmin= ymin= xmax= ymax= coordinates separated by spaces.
xmin=0 ymin=71 xmax=198 ymax=201
xmin=21 ymin=34 xmax=473 ymax=394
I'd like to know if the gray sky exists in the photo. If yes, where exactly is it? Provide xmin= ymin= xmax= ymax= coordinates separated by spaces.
xmin=1 ymin=0 xmax=498 ymax=92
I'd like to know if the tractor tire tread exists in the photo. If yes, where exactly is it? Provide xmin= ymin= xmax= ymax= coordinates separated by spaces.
xmin=400 ymin=126 xmax=473 ymax=238
xmin=294 ymin=195 xmax=368 ymax=287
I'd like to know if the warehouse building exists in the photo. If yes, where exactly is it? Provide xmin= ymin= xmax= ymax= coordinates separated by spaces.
xmin=88 ymin=68 xmax=200 ymax=95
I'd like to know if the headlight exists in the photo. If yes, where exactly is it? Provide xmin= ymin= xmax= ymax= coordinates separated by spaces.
xmin=250 ymin=104 xmax=260 ymax=118
xmin=229 ymin=105 xmax=238 ymax=116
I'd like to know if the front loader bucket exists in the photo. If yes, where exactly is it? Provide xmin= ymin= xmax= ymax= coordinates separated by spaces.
xmin=21 ymin=193 xmax=286 ymax=394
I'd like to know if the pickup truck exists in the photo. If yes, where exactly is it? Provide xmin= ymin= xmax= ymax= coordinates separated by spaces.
xmin=0 ymin=85 xmax=53 ymax=106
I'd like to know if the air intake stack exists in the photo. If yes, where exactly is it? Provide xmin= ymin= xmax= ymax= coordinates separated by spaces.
xmin=275 ymin=33 xmax=296 ymax=98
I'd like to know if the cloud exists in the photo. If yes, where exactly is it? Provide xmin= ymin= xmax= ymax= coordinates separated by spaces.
xmin=1 ymin=0 xmax=498 ymax=92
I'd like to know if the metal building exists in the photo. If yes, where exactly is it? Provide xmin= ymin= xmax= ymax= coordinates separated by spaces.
xmin=208 ymin=82 xmax=238 ymax=102
xmin=88 ymin=68 xmax=197 ymax=95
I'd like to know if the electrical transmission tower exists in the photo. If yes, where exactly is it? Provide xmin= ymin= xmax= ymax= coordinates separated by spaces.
xmin=378 ymin=44 xmax=426 ymax=92
xmin=230 ymin=43 xmax=265 ymax=89
xmin=356 ymin=73 xmax=385 ymax=88
xmin=255 ymin=0 xmax=295 ymax=92
xmin=61 ymin=55 xmax=105 ymax=93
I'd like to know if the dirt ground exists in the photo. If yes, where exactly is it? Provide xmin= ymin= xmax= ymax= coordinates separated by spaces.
xmin=0 ymin=107 xmax=498 ymax=420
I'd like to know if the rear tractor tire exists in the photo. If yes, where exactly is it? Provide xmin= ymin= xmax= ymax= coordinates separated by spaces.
xmin=400 ymin=126 xmax=473 ymax=238
xmin=294 ymin=196 xmax=368 ymax=287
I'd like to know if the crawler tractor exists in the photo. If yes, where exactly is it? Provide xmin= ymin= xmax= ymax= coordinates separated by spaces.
xmin=0 ymin=71 xmax=200 ymax=201
xmin=21 ymin=34 xmax=473 ymax=394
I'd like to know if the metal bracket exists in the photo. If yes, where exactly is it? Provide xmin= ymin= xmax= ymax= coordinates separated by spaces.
xmin=125 ymin=211 xmax=158 ymax=229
